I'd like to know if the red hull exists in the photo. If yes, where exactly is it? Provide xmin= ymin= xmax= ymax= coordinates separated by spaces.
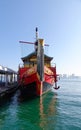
xmin=18 ymin=66 xmax=57 ymax=96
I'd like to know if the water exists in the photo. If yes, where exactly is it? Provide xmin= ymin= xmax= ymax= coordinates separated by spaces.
xmin=0 ymin=79 xmax=81 ymax=130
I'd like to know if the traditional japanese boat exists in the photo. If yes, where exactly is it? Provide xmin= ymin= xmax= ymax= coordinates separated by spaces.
xmin=18 ymin=28 xmax=59 ymax=96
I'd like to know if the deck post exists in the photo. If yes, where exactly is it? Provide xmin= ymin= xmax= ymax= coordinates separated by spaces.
xmin=5 ymin=73 xmax=8 ymax=87
xmin=0 ymin=74 xmax=2 ymax=82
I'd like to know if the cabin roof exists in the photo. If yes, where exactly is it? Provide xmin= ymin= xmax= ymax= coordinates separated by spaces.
xmin=21 ymin=51 xmax=53 ymax=61
xmin=0 ymin=65 xmax=17 ymax=74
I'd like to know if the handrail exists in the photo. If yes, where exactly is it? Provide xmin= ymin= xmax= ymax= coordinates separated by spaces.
xmin=51 ymin=63 xmax=56 ymax=67
xmin=18 ymin=63 xmax=24 ymax=68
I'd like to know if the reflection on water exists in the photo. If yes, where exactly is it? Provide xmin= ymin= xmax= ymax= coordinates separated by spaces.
xmin=0 ymin=90 xmax=58 ymax=130
xmin=39 ymin=93 xmax=58 ymax=129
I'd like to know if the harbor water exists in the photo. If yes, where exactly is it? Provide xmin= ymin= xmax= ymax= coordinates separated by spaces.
xmin=0 ymin=78 xmax=81 ymax=130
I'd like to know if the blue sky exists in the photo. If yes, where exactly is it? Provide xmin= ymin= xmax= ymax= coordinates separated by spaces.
xmin=0 ymin=0 xmax=81 ymax=76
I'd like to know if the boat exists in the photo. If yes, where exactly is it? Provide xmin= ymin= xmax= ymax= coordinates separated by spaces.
xmin=18 ymin=27 xmax=59 ymax=96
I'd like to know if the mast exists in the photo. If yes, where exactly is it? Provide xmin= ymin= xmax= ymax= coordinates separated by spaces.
xmin=36 ymin=28 xmax=44 ymax=81
xmin=38 ymin=39 xmax=44 ymax=81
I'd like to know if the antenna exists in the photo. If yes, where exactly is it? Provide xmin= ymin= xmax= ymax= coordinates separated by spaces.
xmin=36 ymin=27 xmax=38 ymax=40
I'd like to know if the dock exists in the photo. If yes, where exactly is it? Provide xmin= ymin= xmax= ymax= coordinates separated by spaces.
xmin=0 ymin=65 xmax=18 ymax=99
xmin=0 ymin=82 xmax=18 ymax=98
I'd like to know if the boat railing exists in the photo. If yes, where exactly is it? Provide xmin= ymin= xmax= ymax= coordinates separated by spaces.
xmin=19 ymin=63 xmax=24 ymax=68
xmin=19 ymin=63 xmax=56 ymax=68
xmin=51 ymin=63 xmax=56 ymax=67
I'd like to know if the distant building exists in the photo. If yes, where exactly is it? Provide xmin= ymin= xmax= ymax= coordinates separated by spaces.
xmin=59 ymin=73 xmax=81 ymax=79
xmin=62 ymin=74 xmax=67 ymax=78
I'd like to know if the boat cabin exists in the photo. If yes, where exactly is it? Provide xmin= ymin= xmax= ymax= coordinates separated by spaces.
xmin=21 ymin=52 xmax=53 ymax=68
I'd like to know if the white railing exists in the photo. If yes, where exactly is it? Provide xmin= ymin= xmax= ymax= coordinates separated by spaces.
xmin=18 ymin=63 xmax=24 ymax=68
xmin=51 ymin=63 xmax=56 ymax=67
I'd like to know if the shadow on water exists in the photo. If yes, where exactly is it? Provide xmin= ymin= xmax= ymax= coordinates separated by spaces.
xmin=0 ymin=92 xmax=17 ymax=107
xmin=18 ymin=91 xmax=38 ymax=103
xmin=0 ymin=89 xmax=36 ymax=107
